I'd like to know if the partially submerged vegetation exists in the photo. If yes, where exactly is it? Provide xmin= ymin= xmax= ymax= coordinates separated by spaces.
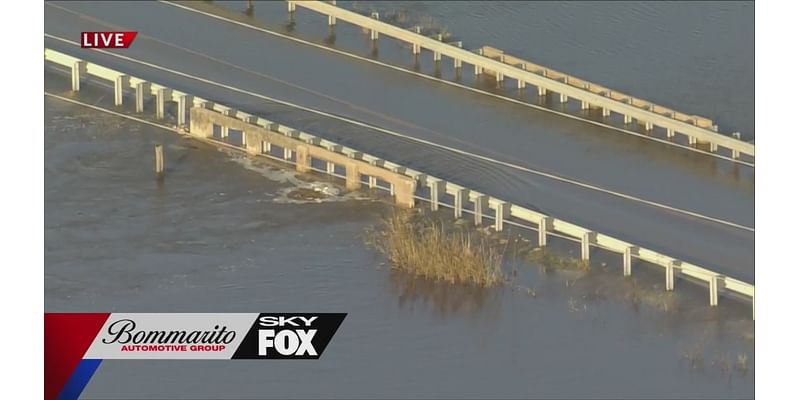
xmin=366 ymin=210 xmax=504 ymax=287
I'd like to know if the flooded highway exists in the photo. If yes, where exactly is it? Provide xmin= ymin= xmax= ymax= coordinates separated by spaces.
xmin=44 ymin=1 xmax=755 ymax=398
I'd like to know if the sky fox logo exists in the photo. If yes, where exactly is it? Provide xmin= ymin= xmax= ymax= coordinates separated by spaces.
xmin=232 ymin=313 xmax=346 ymax=360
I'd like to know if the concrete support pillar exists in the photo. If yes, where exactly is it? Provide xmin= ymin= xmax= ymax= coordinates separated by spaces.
xmin=154 ymin=144 xmax=164 ymax=178
xmin=220 ymin=126 xmax=229 ymax=140
xmin=156 ymin=88 xmax=172 ymax=120
xmin=494 ymin=202 xmax=510 ymax=232
xmin=454 ymin=58 xmax=462 ymax=69
xmin=429 ymin=180 xmax=443 ymax=211
xmin=412 ymin=43 xmax=420 ymax=55
xmin=262 ymin=141 xmax=271 ymax=154
xmin=473 ymin=195 xmax=487 ymax=226
xmin=433 ymin=51 xmax=441 ymax=62
xmin=709 ymin=142 xmax=718 ymax=153
xmin=709 ymin=275 xmax=720 ymax=306
xmin=454 ymin=189 xmax=467 ymax=219
xmin=602 ymin=107 xmax=610 ymax=117
xmin=665 ymin=260 xmax=678 ymax=291
xmin=135 ymin=82 xmax=150 ymax=113
xmin=370 ymin=29 xmax=379 ymax=40
xmin=623 ymin=246 xmax=634 ymax=276
xmin=345 ymin=163 xmax=360 ymax=191
xmin=666 ymin=128 xmax=675 ymax=139
xmin=71 ymin=61 xmax=86 ymax=92
xmin=580 ymin=100 xmax=589 ymax=110
xmin=287 ymin=1 xmax=295 ymax=12
xmin=475 ymin=65 xmax=483 ymax=76
xmin=644 ymin=121 xmax=654 ymax=131
xmin=177 ymin=95 xmax=193 ymax=128
xmin=581 ymin=232 xmax=595 ymax=261
xmin=326 ymin=161 xmax=335 ymax=174
xmin=537 ymin=87 xmax=547 ymax=96
xmin=295 ymin=145 xmax=310 ymax=173
xmin=559 ymin=93 xmax=568 ymax=103
xmin=731 ymin=132 xmax=741 ymax=159
xmin=328 ymin=15 xmax=336 ymax=26
xmin=368 ymin=176 xmax=377 ymax=189
xmin=623 ymin=114 xmax=632 ymax=124
xmin=688 ymin=136 xmax=697 ymax=146
xmin=538 ymin=217 xmax=551 ymax=247
xmin=114 ymin=75 xmax=129 ymax=106
xmin=283 ymin=147 xmax=291 ymax=160
xmin=517 ymin=80 xmax=526 ymax=89
xmin=496 ymin=73 xmax=504 ymax=83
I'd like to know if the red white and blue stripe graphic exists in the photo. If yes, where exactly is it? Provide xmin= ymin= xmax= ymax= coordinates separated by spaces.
xmin=44 ymin=313 xmax=346 ymax=399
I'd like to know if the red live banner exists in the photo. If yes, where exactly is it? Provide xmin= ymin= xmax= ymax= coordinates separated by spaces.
xmin=80 ymin=32 xmax=138 ymax=48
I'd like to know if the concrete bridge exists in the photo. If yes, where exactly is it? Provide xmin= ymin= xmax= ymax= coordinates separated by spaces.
xmin=289 ymin=0 xmax=755 ymax=163
xmin=45 ymin=48 xmax=755 ymax=319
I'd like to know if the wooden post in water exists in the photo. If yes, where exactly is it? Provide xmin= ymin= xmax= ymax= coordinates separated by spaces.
xmin=154 ymin=144 xmax=164 ymax=179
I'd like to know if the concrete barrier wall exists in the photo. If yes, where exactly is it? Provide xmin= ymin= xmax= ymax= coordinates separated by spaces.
xmin=290 ymin=1 xmax=754 ymax=161
xmin=44 ymin=47 xmax=754 ymax=318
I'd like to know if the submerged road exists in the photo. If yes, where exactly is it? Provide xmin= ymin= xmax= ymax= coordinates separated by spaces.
xmin=44 ymin=1 xmax=754 ymax=282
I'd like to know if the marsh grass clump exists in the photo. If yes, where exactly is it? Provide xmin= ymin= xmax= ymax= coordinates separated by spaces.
xmin=366 ymin=211 xmax=504 ymax=287
xmin=523 ymin=247 xmax=590 ymax=272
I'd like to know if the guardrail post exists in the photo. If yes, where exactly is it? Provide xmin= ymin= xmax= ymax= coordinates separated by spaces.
xmin=538 ymin=217 xmax=551 ymax=247
xmin=623 ymin=246 xmax=636 ymax=276
xmin=581 ymin=231 xmax=595 ymax=260
xmin=453 ymin=58 xmax=462 ymax=69
xmin=624 ymin=114 xmax=632 ymax=124
xmin=559 ymin=93 xmax=568 ymax=103
xmin=602 ymin=107 xmax=610 ymax=117
xmin=580 ymin=100 xmax=589 ymax=110
xmin=114 ymin=75 xmax=129 ymax=106
xmin=473 ymin=195 xmax=487 ymax=226
xmin=178 ymin=95 xmax=193 ymax=128
xmin=644 ymin=121 xmax=654 ymax=131
xmin=135 ymin=82 xmax=150 ymax=113
xmin=369 ymin=12 xmax=379 ymax=40
xmin=688 ymin=136 xmax=697 ymax=146
xmin=494 ymin=202 xmax=510 ymax=231
xmin=453 ymin=188 xmax=467 ymax=219
xmin=156 ymin=88 xmax=172 ymax=120
xmin=666 ymin=260 xmax=679 ymax=291
xmin=731 ymin=132 xmax=742 ymax=159
xmin=71 ymin=61 xmax=86 ymax=92
xmin=517 ymin=79 xmax=526 ymax=90
xmin=537 ymin=86 xmax=547 ymax=97
xmin=709 ymin=275 xmax=720 ymax=306
xmin=429 ymin=179 xmax=443 ymax=211
xmin=666 ymin=128 xmax=675 ymax=139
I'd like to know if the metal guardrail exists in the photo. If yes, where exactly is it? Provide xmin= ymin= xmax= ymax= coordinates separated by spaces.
xmin=44 ymin=48 xmax=755 ymax=319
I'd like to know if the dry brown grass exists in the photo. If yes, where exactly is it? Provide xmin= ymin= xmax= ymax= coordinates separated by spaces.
xmin=366 ymin=211 xmax=504 ymax=287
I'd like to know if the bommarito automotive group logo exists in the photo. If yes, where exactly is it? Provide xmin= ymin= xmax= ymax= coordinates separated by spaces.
xmin=44 ymin=313 xmax=346 ymax=399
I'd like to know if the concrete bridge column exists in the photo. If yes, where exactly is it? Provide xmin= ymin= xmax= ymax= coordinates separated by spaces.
xmin=453 ymin=189 xmax=467 ymax=219
xmin=517 ymin=80 xmax=526 ymax=89
xmin=412 ymin=43 xmax=421 ymax=55
xmin=538 ymin=217 xmax=551 ymax=247
xmin=667 ymin=128 xmax=675 ymax=139
xmin=328 ymin=15 xmax=336 ymax=26
xmin=429 ymin=179 xmax=443 ymax=211
xmin=473 ymin=195 xmax=487 ymax=226
xmin=326 ymin=161 xmax=335 ymax=174
xmin=345 ymin=162 xmax=360 ymax=191
xmin=295 ymin=145 xmax=310 ymax=173
xmin=688 ymin=136 xmax=697 ymax=146
xmin=368 ymin=176 xmax=377 ymax=188
xmin=114 ymin=75 xmax=129 ymax=106
xmin=287 ymin=1 xmax=295 ymax=12
xmin=283 ymin=147 xmax=292 ymax=160
xmin=156 ymin=88 xmax=172 ymax=120
xmin=496 ymin=73 xmax=504 ymax=83
xmin=709 ymin=142 xmax=718 ymax=153
xmin=262 ymin=141 xmax=271 ymax=154
xmin=602 ymin=107 xmax=610 ymax=117
xmin=475 ymin=65 xmax=483 ymax=76
xmin=580 ymin=100 xmax=589 ymax=110
xmin=581 ymin=232 xmax=595 ymax=261
xmin=177 ymin=95 xmax=193 ymax=128
xmin=559 ymin=93 xmax=568 ymax=103
xmin=665 ymin=260 xmax=678 ymax=291
xmin=71 ymin=61 xmax=86 ymax=92
xmin=537 ymin=87 xmax=547 ymax=96
xmin=623 ymin=115 xmax=632 ymax=124
xmin=709 ymin=275 xmax=720 ymax=306
xmin=135 ymin=82 xmax=150 ymax=113
xmin=623 ymin=246 xmax=635 ymax=276
xmin=220 ymin=126 xmax=229 ymax=140
xmin=494 ymin=202 xmax=510 ymax=232
xmin=369 ymin=12 xmax=379 ymax=40
xmin=644 ymin=121 xmax=654 ymax=131
xmin=453 ymin=58 xmax=462 ymax=69
xmin=433 ymin=51 xmax=441 ymax=62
